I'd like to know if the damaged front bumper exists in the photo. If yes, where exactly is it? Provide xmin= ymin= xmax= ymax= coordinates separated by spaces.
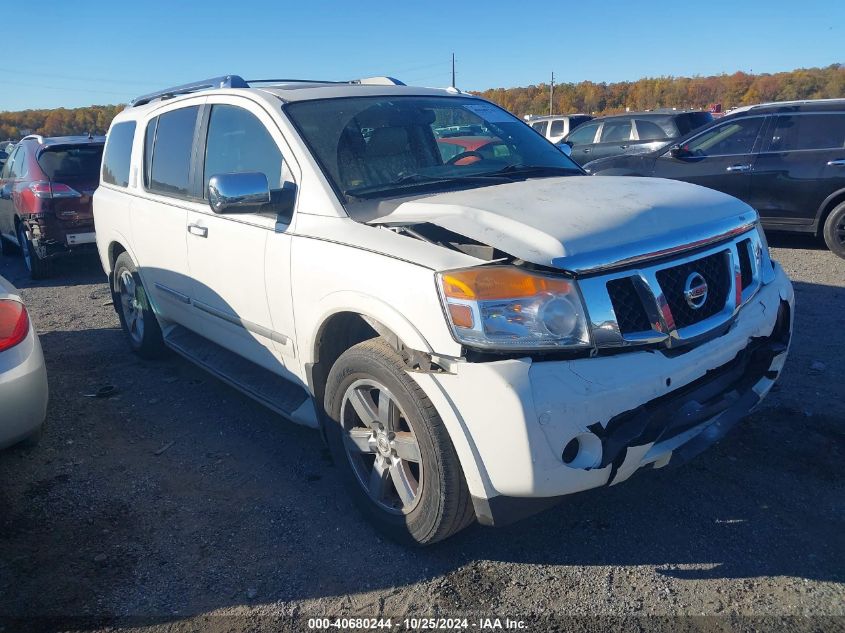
xmin=422 ymin=262 xmax=793 ymax=527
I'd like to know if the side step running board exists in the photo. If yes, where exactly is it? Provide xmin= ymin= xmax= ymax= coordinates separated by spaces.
xmin=163 ymin=325 xmax=315 ymax=425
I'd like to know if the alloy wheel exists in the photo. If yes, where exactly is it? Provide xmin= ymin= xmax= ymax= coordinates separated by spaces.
xmin=340 ymin=378 xmax=423 ymax=514
xmin=118 ymin=270 xmax=145 ymax=346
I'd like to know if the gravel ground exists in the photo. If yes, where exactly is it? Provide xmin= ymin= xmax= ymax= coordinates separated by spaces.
xmin=0 ymin=234 xmax=843 ymax=632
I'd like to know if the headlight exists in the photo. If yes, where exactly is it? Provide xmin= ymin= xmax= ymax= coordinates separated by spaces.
xmin=437 ymin=266 xmax=591 ymax=350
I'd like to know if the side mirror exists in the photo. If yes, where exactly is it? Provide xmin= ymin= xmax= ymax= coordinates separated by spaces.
xmin=558 ymin=143 xmax=572 ymax=157
xmin=669 ymin=144 xmax=690 ymax=159
xmin=208 ymin=172 xmax=270 ymax=214
xmin=207 ymin=172 xmax=297 ymax=220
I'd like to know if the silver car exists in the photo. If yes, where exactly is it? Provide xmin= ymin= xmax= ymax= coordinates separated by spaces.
xmin=0 ymin=274 xmax=48 ymax=449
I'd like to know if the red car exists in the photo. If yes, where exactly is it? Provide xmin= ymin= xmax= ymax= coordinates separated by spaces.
xmin=0 ymin=135 xmax=105 ymax=278
xmin=436 ymin=135 xmax=512 ymax=165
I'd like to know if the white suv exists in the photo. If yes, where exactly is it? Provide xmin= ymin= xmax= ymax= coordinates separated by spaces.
xmin=526 ymin=114 xmax=593 ymax=143
xmin=94 ymin=75 xmax=794 ymax=545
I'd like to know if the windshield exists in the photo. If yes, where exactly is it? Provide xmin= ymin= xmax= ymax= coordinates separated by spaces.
xmin=285 ymin=96 xmax=582 ymax=202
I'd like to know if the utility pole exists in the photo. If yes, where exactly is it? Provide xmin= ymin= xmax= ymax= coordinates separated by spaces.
xmin=451 ymin=53 xmax=456 ymax=88
xmin=549 ymin=71 xmax=555 ymax=115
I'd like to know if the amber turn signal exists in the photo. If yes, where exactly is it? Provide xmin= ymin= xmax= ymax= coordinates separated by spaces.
xmin=441 ymin=267 xmax=571 ymax=301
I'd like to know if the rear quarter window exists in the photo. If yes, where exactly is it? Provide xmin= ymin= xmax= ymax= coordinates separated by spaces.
xmin=147 ymin=106 xmax=200 ymax=198
xmin=102 ymin=122 xmax=137 ymax=187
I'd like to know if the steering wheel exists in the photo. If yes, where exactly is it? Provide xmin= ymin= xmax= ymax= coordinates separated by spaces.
xmin=446 ymin=150 xmax=485 ymax=166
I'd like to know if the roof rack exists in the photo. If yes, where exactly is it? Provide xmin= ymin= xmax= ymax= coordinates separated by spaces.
xmin=129 ymin=74 xmax=406 ymax=107
xmin=130 ymin=75 xmax=249 ymax=107
xmin=20 ymin=134 xmax=45 ymax=144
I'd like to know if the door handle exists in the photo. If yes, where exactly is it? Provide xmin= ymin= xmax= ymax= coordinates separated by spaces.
xmin=582 ymin=148 xmax=591 ymax=153
xmin=827 ymin=159 xmax=845 ymax=167
xmin=619 ymin=145 xmax=628 ymax=149
xmin=187 ymin=224 xmax=208 ymax=238
xmin=726 ymin=164 xmax=751 ymax=172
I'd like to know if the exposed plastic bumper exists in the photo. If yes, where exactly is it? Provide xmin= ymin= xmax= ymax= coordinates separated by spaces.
xmin=425 ymin=263 xmax=793 ymax=526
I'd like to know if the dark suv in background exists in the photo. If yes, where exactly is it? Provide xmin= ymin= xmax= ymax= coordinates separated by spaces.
xmin=584 ymin=100 xmax=845 ymax=258
xmin=562 ymin=110 xmax=714 ymax=165
xmin=0 ymin=135 xmax=105 ymax=278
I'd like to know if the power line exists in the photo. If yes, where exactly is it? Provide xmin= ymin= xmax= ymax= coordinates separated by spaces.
xmin=0 ymin=78 xmax=133 ymax=98
xmin=0 ymin=66 xmax=160 ymax=87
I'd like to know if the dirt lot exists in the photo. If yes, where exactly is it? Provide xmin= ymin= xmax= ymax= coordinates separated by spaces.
xmin=0 ymin=234 xmax=843 ymax=632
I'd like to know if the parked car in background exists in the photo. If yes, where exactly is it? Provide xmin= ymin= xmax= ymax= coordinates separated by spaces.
xmin=527 ymin=114 xmax=593 ymax=143
xmin=0 ymin=134 xmax=105 ymax=278
xmin=585 ymin=100 xmax=845 ymax=258
xmin=562 ymin=111 xmax=714 ymax=165
xmin=0 ymin=274 xmax=48 ymax=450
xmin=95 ymin=74 xmax=792 ymax=545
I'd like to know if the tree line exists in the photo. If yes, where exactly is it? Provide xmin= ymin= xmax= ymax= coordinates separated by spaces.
xmin=0 ymin=105 xmax=124 ymax=141
xmin=476 ymin=64 xmax=843 ymax=117
xmin=0 ymin=65 xmax=842 ymax=139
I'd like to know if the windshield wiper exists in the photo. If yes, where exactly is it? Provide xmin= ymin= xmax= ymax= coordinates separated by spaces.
xmin=344 ymin=172 xmax=511 ymax=198
xmin=491 ymin=164 xmax=581 ymax=177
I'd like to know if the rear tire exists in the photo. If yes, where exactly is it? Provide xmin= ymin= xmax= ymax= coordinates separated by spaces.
xmin=822 ymin=201 xmax=845 ymax=259
xmin=17 ymin=223 xmax=52 ymax=279
xmin=324 ymin=338 xmax=474 ymax=546
xmin=113 ymin=252 xmax=166 ymax=358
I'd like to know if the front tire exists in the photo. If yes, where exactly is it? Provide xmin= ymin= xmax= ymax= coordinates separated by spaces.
xmin=113 ymin=252 xmax=165 ymax=358
xmin=324 ymin=338 xmax=474 ymax=546
xmin=17 ymin=223 xmax=52 ymax=279
xmin=822 ymin=201 xmax=845 ymax=259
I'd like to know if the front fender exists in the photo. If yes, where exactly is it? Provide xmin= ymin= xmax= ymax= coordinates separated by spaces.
xmin=304 ymin=290 xmax=437 ymax=366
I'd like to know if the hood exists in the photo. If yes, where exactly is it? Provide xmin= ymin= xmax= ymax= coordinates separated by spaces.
xmin=368 ymin=176 xmax=757 ymax=273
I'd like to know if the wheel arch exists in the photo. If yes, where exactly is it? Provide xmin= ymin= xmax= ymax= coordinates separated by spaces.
xmin=816 ymin=188 xmax=845 ymax=235
xmin=305 ymin=302 xmax=433 ymax=414
xmin=304 ymin=302 xmax=489 ymax=499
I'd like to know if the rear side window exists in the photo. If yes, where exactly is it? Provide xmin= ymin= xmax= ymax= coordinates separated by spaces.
xmin=147 ymin=106 xmax=199 ymax=197
xmin=600 ymin=120 xmax=633 ymax=142
xmin=10 ymin=146 xmax=28 ymax=178
xmin=203 ymin=104 xmax=283 ymax=192
xmin=549 ymin=120 xmax=565 ymax=136
xmin=531 ymin=121 xmax=548 ymax=135
xmin=42 ymin=145 xmax=104 ymax=182
xmin=102 ymin=122 xmax=136 ymax=187
xmin=634 ymin=119 xmax=669 ymax=141
xmin=767 ymin=114 xmax=845 ymax=152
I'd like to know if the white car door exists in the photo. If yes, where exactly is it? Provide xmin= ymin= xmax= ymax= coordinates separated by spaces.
xmin=130 ymin=100 xmax=204 ymax=326
xmin=185 ymin=98 xmax=297 ymax=375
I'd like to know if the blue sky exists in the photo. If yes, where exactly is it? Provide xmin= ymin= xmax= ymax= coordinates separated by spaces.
xmin=0 ymin=0 xmax=841 ymax=111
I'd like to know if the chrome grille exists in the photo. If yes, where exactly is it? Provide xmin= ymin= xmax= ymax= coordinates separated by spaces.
xmin=655 ymin=251 xmax=731 ymax=328
xmin=607 ymin=277 xmax=652 ymax=334
xmin=582 ymin=227 xmax=765 ymax=350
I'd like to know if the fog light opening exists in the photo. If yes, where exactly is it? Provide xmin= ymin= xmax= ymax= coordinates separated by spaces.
xmin=561 ymin=432 xmax=602 ymax=469
xmin=562 ymin=438 xmax=580 ymax=464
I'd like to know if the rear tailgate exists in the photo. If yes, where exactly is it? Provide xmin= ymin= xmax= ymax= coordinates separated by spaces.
xmin=36 ymin=144 xmax=103 ymax=228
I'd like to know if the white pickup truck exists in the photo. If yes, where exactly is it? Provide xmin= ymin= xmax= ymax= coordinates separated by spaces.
xmin=94 ymin=75 xmax=793 ymax=545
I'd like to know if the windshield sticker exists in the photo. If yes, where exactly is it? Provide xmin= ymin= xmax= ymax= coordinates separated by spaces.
xmin=463 ymin=103 xmax=513 ymax=123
